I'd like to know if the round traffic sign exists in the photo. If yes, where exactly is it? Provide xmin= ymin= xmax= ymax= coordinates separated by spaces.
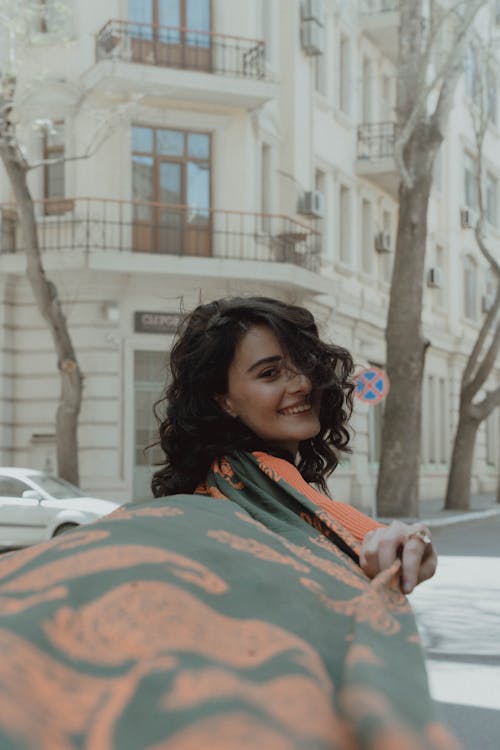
xmin=354 ymin=367 xmax=389 ymax=404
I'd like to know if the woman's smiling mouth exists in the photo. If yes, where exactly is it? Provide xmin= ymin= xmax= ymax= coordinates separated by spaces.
xmin=279 ymin=401 xmax=312 ymax=416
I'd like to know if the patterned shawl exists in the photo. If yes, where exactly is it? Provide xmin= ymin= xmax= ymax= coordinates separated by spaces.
xmin=0 ymin=451 xmax=459 ymax=750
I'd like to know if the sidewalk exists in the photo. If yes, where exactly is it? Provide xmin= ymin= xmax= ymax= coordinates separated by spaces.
xmin=378 ymin=493 xmax=500 ymax=528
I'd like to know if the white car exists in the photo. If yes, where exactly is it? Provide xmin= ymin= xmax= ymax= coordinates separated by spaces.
xmin=0 ymin=468 xmax=122 ymax=548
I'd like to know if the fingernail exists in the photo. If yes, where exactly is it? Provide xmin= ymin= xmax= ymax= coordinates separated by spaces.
xmin=403 ymin=581 xmax=413 ymax=594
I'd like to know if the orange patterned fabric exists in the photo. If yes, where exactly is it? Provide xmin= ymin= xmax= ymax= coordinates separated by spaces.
xmin=0 ymin=451 xmax=459 ymax=750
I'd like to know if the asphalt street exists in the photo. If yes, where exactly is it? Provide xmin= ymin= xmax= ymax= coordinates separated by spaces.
xmin=409 ymin=516 xmax=500 ymax=750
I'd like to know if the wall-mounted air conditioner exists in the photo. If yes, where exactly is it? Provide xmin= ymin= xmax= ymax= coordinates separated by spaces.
xmin=427 ymin=267 xmax=444 ymax=288
xmin=482 ymin=292 xmax=496 ymax=312
xmin=460 ymin=207 xmax=477 ymax=229
xmin=374 ymin=231 xmax=391 ymax=253
xmin=298 ymin=190 xmax=325 ymax=217
xmin=301 ymin=0 xmax=326 ymax=26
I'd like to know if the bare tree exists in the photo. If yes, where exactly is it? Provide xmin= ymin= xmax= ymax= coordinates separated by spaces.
xmin=445 ymin=38 xmax=500 ymax=510
xmin=377 ymin=0 xmax=488 ymax=516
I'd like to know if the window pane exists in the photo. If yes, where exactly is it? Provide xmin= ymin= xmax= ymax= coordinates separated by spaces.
xmin=159 ymin=0 xmax=180 ymax=26
xmin=132 ymin=126 xmax=153 ymax=153
xmin=187 ymin=161 xmax=210 ymax=221
xmin=188 ymin=133 xmax=209 ymax=159
xmin=134 ymin=351 xmax=166 ymax=467
xmin=132 ymin=155 xmax=154 ymax=220
xmin=159 ymin=162 xmax=182 ymax=204
xmin=157 ymin=129 xmax=184 ymax=156
xmin=129 ymin=0 xmax=153 ymax=38
xmin=186 ymin=0 xmax=210 ymax=46
xmin=47 ymin=162 xmax=64 ymax=198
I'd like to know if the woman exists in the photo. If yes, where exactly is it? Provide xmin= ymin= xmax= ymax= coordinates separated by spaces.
xmin=153 ymin=295 xmax=436 ymax=596
xmin=0 ymin=297 xmax=454 ymax=750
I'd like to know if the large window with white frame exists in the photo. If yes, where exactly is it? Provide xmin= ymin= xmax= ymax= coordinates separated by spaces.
xmin=485 ymin=408 xmax=498 ymax=467
xmin=361 ymin=56 xmax=373 ymax=123
xmin=434 ymin=244 xmax=446 ymax=309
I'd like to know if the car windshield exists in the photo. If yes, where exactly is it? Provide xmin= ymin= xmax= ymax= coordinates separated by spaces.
xmin=27 ymin=474 xmax=86 ymax=500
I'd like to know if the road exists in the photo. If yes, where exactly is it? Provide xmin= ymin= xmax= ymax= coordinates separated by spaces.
xmin=409 ymin=516 xmax=500 ymax=750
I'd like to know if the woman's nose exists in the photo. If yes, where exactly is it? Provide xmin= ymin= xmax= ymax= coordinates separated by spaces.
xmin=286 ymin=369 xmax=311 ymax=393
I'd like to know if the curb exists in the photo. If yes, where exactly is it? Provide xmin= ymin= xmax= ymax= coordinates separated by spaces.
xmin=378 ymin=506 xmax=500 ymax=528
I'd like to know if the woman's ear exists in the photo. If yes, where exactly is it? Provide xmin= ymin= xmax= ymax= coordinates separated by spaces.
xmin=214 ymin=394 xmax=237 ymax=418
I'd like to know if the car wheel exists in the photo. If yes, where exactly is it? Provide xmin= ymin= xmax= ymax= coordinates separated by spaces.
xmin=53 ymin=523 xmax=79 ymax=537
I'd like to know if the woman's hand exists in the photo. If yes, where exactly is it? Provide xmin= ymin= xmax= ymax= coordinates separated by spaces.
xmin=360 ymin=521 xmax=437 ymax=594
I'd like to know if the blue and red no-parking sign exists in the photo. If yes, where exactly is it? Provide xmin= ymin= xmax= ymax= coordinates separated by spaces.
xmin=355 ymin=367 xmax=390 ymax=404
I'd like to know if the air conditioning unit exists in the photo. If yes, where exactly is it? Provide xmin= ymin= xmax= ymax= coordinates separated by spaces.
xmin=460 ymin=207 xmax=476 ymax=229
xmin=374 ymin=231 xmax=391 ymax=253
xmin=427 ymin=267 xmax=444 ymax=288
xmin=301 ymin=0 xmax=326 ymax=26
xmin=482 ymin=292 xmax=495 ymax=312
xmin=300 ymin=19 xmax=326 ymax=55
xmin=299 ymin=190 xmax=325 ymax=217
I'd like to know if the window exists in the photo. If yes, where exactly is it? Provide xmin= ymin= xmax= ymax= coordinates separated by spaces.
xmin=381 ymin=73 xmax=392 ymax=120
xmin=464 ymin=255 xmax=478 ymax=320
xmin=0 ymin=477 xmax=30 ymax=497
xmin=485 ymin=410 xmax=498 ymax=467
xmin=339 ymin=35 xmax=350 ymax=114
xmin=262 ymin=0 xmax=273 ymax=62
xmin=361 ymin=57 xmax=372 ymax=123
xmin=131 ymin=125 xmax=211 ymax=255
xmin=43 ymin=121 xmax=66 ymax=214
xmin=380 ymin=209 xmax=392 ymax=283
xmin=424 ymin=376 xmax=448 ymax=464
xmin=38 ymin=0 xmax=67 ymax=33
xmin=486 ymin=172 xmax=498 ymax=226
xmin=128 ymin=0 xmax=211 ymax=68
xmin=465 ymin=46 xmax=480 ymax=104
xmin=433 ymin=147 xmax=442 ymax=192
xmin=487 ymin=67 xmax=497 ymax=125
xmin=361 ymin=199 xmax=373 ymax=274
xmin=315 ymin=50 xmax=326 ymax=95
xmin=339 ymin=185 xmax=351 ymax=264
xmin=464 ymin=152 xmax=478 ymax=209
xmin=133 ymin=350 xmax=166 ymax=498
xmin=261 ymin=144 xmax=272 ymax=230
xmin=435 ymin=245 xmax=446 ymax=308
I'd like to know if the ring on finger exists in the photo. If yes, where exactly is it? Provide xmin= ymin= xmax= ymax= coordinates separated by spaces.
xmin=407 ymin=528 xmax=432 ymax=545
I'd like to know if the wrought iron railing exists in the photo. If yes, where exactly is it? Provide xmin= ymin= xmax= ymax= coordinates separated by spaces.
xmin=96 ymin=20 xmax=267 ymax=80
xmin=357 ymin=122 xmax=396 ymax=160
xmin=359 ymin=0 xmax=399 ymax=14
xmin=0 ymin=199 xmax=321 ymax=272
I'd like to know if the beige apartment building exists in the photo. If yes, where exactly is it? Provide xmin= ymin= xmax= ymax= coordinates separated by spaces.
xmin=0 ymin=0 xmax=498 ymax=510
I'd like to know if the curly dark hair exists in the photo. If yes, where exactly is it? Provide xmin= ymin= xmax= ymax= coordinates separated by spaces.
xmin=151 ymin=296 xmax=355 ymax=497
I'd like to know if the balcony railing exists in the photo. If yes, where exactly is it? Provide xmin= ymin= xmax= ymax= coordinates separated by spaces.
xmin=357 ymin=122 xmax=396 ymax=160
xmin=0 ymin=199 xmax=321 ymax=272
xmin=359 ymin=0 xmax=399 ymax=13
xmin=96 ymin=20 xmax=267 ymax=80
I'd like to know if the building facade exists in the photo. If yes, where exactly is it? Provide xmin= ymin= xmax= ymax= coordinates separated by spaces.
xmin=0 ymin=0 xmax=498 ymax=509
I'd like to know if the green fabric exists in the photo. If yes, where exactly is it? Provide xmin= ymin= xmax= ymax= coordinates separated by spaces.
xmin=0 ymin=452 xmax=458 ymax=750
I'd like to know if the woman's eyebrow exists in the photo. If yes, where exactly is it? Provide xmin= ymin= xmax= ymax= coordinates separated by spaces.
xmin=246 ymin=355 xmax=283 ymax=373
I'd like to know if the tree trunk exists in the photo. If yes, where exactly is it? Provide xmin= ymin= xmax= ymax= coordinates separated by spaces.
xmin=0 ymin=144 xmax=83 ymax=485
xmin=377 ymin=131 xmax=435 ymax=517
xmin=444 ymin=410 xmax=480 ymax=510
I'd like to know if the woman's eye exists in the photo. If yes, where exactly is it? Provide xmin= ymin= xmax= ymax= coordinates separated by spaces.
xmin=259 ymin=367 xmax=279 ymax=378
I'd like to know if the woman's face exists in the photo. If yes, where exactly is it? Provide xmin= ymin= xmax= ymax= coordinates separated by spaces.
xmin=216 ymin=325 xmax=322 ymax=456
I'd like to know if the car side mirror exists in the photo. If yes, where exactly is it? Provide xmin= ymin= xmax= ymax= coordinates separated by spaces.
xmin=22 ymin=489 xmax=43 ymax=502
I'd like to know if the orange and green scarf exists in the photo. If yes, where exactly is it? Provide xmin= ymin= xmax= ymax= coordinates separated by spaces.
xmin=0 ymin=451 xmax=459 ymax=750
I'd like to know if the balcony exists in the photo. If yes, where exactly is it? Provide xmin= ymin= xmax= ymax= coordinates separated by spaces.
xmin=356 ymin=122 xmax=399 ymax=197
xmin=83 ymin=20 xmax=277 ymax=110
xmin=359 ymin=1 xmax=399 ymax=62
xmin=0 ymin=199 xmax=323 ymax=288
